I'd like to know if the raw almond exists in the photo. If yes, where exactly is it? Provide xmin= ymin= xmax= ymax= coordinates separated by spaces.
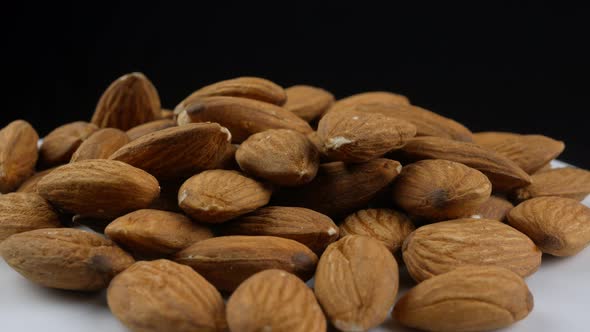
xmin=125 ymin=119 xmax=177 ymax=140
xmin=402 ymin=218 xmax=542 ymax=282
xmin=0 ymin=192 xmax=62 ymax=241
xmin=174 ymin=235 xmax=318 ymax=292
xmin=0 ymin=120 xmax=39 ymax=193
xmin=70 ymin=128 xmax=130 ymax=162
xmin=328 ymin=91 xmax=410 ymax=114
xmin=284 ymin=85 xmax=335 ymax=121
xmin=315 ymin=235 xmax=399 ymax=331
xmin=16 ymin=167 xmax=56 ymax=193
xmin=471 ymin=195 xmax=514 ymax=222
xmin=227 ymin=269 xmax=326 ymax=332
xmin=39 ymin=121 xmax=99 ymax=167
xmin=512 ymin=167 xmax=590 ymax=202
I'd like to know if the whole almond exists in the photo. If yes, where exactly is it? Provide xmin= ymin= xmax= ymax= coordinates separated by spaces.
xmin=16 ymin=167 xmax=56 ymax=193
xmin=91 ymin=72 xmax=161 ymax=130
xmin=107 ymin=259 xmax=227 ymax=332
xmin=283 ymin=85 xmax=335 ymax=121
xmin=174 ymin=235 xmax=318 ymax=292
xmin=512 ymin=167 xmax=590 ymax=202
xmin=221 ymin=206 xmax=339 ymax=254
xmin=328 ymin=91 xmax=410 ymax=113
xmin=125 ymin=119 xmax=177 ymax=140
xmin=0 ymin=228 xmax=134 ymax=290
xmin=105 ymin=209 xmax=213 ymax=258
xmin=0 ymin=120 xmax=39 ymax=193
xmin=37 ymin=159 xmax=160 ymax=219
xmin=392 ymin=160 xmax=492 ymax=220
xmin=70 ymin=128 xmax=130 ymax=162
xmin=176 ymin=96 xmax=313 ymax=143
xmin=393 ymin=266 xmax=534 ymax=332
xmin=315 ymin=235 xmax=399 ymax=331
xmin=471 ymin=195 xmax=514 ymax=222
xmin=507 ymin=197 xmax=590 ymax=256
xmin=227 ymin=269 xmax=326 ymax=332
xmin=402 ymin=218 xmax=542 ymax=282
xmin=39 ymin=121 xmax=99 ymax=167
xmin=0 ymin=192 xmax=62 ymax=241
xmin=236 ymin=129 xmax=320 ymax=186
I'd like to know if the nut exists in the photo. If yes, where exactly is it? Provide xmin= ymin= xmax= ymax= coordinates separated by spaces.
xmin=125 ymin=119 xmax=177 ymax=140
xmin=470 ymin=195 xmax=514 ymax=222
xmin=512 ymin=167 xmax=590 ymax=202
xmin=284 ymin=85 xmax=335 ymax=121
xmin=39 ymin=121 xmax=99 ymax=167
xmin=70 ymin=128 xmax=130 ymax=162
xmin=0 ymin=192 xmax=62 ymax=241
xmin=0 ymin=120 xmax=39 ymax=193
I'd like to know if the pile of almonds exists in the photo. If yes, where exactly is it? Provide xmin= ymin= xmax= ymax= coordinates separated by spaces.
xmin=1 ymin=73 xmax=590 ymax=332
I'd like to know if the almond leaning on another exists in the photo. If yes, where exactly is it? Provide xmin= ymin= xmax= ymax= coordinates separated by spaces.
xmin=125 ymin=119 xmax=177 ymax=140
xmin=16 ymin=167 xmax=56 ymax=193
xmin=70 ymin=128 xmax=130 ymax=162
xmin=328 ymin=91 xmax=411 ymax=114
xmin=284 ymin=85 xmax=335 ymax=122
xmin=39 ymin=121 xmax=99 ymax=167
xmin=512 ymin=167 xmax=590 ymax=202
xmin=0 ymin=192 xmax=62 ymax=241
xmin=0 ymin=120 xmax=39 ymax=193
xmin=471 ymin=195 xmax=514 ymax=222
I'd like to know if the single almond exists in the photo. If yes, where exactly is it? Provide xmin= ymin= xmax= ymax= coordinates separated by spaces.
xmin=512 ymin=167 xmax=590 ymax=202
xmin=39 ymin=121 xmax=99 ymax=167
xmin=70 ymin=128 xmax=130 ymax=162
xmin=471 ymin=195 xmax=514 ymax=222
xmin=0 ymin=192 xmax=62 ymax=241
xmin=125 ymin=119 xmax=177 ymax=140
xmin=284 ymin=85 xmax=335 ymax=121
xmin=328 ymin=91 xmax=410 ymax=114
xmin=0 ymin=120 xmax=39 ymax=193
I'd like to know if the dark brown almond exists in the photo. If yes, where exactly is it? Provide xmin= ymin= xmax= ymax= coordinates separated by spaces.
xmin=126 ymin=119 xmax=177 ymax=140
xmin=0 ymin=192 xmax=62 ymax=241
xmin=284 ymin=85 xmax=335 ymax=121
xmin=512 ymin=167 xmax=590 ymax=202
xmin=0 ymin=120 xmax=39 ymax=193
xmin=471 ymin=195 xmax=514 ymax=222
xmin=39 ymin=121 xmax=99 ymax=167
xmin=70 ymin=128 xmax=130 ymax=162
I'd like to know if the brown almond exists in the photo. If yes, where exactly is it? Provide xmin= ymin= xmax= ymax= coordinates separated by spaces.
xmin=0 ymin=192 xmax=62 ymax=241
xmin=39 ymin=121 xmax=99 ymax=167
xmin=328 ymin=91 xmax=410 ymax=114
xmin=16 ymin=167 xmax=56 ymax=193
xmin=125 ymin=119 xmax=177 ymax=140
xmin=284 ymin=85 xmax=335 ymax=121
xmin=70 ymin=128 xmax=130 ymax=162
xmin=0 ymin=120 xmax=39 ymax=193
xmin=471 ymin=195 xmax=514 ymax=222
xmin=512 ymin=167 xmax=590 ymax=202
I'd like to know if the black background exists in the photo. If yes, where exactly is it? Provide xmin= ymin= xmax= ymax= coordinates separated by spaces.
xmin=2 ymin=2 xmax=588 ymax=167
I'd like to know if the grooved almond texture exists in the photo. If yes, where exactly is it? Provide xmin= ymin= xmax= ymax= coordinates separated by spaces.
xmin=0 ymin=228 xmax=134 ymax=290
xmin=0 ymin=120 xmax=39 ymax=193
xmin=174 ymin=235 xmax=318 ymax=292
xmin=125 ymin=119 xmax=177 ymax=140
xmin=284 ymin=85 xmax=335 ymax=121
xmin=512 ymin=167 xmax=590 ymax=202
xmin=70 ymin=128 xmax=130 ymax=162
xmin=402 ymin=218 xmax=542 ymax=282
xmin=39 ymin=121 xmax=99 ymax=167
xmin=471 ymin=195 xmax=514 ymax=222
xmin=328 ymin=91 xmax=410 ymax=113
xmin=0 ymin=192 xmax=62 ymax=241
xmin=507 ymin=197 xmax=590 ymax=256
xmin=107 ymin=259 xmax=227 ymax=332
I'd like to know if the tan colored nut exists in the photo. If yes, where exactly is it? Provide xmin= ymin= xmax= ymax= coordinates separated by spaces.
xmin=0 ymin=120 xmax=39 ymax=193
xmin=471 ymin=195 xmax=514 ymax=222
xmin=512 ymin=167 xmax=590 ymax=202
xmin=284 ymin=85 xmax=335 ymax=122
xmin=70 ymin=128 xmax=130 ymax=162
xmin=39 ymin=121 xmax=99 ymax=167
xmin=328 ymin=91 xmax=410 ymax=114
xmin=126 ymin=119 xmax=177 ymax=140
xmin=0 ymin=192 xmax=62 ymax=241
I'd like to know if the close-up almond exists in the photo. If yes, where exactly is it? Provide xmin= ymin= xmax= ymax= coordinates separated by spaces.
xmin=39 ymin=121 xmax=99 ymax=167
xmin=70 ymin=128 xmax=130 ymax=162
xmin=283 ymin=85 xmax=335 ymax=122
xmin=0 ymin=192 xmax=62 ymax=241
xmin=512 ymin=167 xmax=590 ymax=202
xmin=0 ymin=120 xmax=39 ymax=193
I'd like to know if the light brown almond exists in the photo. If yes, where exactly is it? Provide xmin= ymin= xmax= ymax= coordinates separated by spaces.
xmin=125 ymin=119 xmax=177 ymax=140
xmin=512 ymin=167 xmax=590 ymax=202
xmin=0 ymin=192 xmax=62 ymax=241
xmin=70 ymin=128 xmax=130 ymax=162
xmin=328 ymin=91 xmax=410 ymax=114
xmin=284 ymin=85 xmax=335 ymax=121
xmin=471 ymin=195 xmax=514 ymax=222
xmin=0 ymin=120 xmax=39 ymax=193
xmin=39 ymin=121 xmax=99 ymax=167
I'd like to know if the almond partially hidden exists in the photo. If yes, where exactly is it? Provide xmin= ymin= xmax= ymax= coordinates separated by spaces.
xmin=328 ymin=91 xmax=411 ymax=114
xmin=227 ymin=269 xmax=326 ymax=332
xmin=0 ymin=193 xmax=62 ymax=241
xmin=70 ymin=128 xmax=130 ymax=162
xmin=284 ymin=85 xmax=335 ymax=122
xmin=0 ymin=120 xmax=39 ymax=193
xmin=507 ymin=197 xmax=590 ymax=256
xmin=315 ymin=235 xmax=399 ymax=331
xmin=125 ymin=119 xmax=177 ymax=140
xmin=471 ymin=195 xmax=514 ymax=222
xmin=107 ymin=259 xmax=227 ymax=332
xmin=402 ymin=218 xmax=542 ymax=282
xmin=393 ymin=266 xmax=534 ymax=332
xmin=174 ymin=235 xmax=318 ymax=292
xmin=512 ymin=167 xmax=590 ymax=202
xmin=16 ymin=167 xmax=56 ymax=193
xmin=39 ymin=121 xmax=99 ymax=167
xmin=236 ymin=129 xmax=320 ymax=186
xmin=0 ymin=228 xmax=134 ymax=291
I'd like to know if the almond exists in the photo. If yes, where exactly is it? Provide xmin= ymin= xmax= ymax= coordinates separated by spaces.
xmin=328 ymin=91 xmax=410 ymax=114
xmin=512 ymin=167 xmax=590 ymax=202
xmin=402 ymin=218 xmax=542 ymax=282
xmin=39 ymin=121 xmax=99 ymax=167
xmin=0 ymin=228 xmax=134 ymax=290
xmin=0 ymin=120 xmax=39 ymax=193
xmin=125 ymin=119 xmax=176 ymax=140
xmin=315 ymin=235 xmax=399 ymax=331
xmin=160 ymin=108 xmax=174 ymax=119
xmin=227 ymin=269 xmax=326 ymax=332
xmin=471 ymin=195 xmax=514 ymax=222
xmin=284 ymin=85 xmax=335 ymax=121
xmin=107 ymin=259 xmax=227 ymax=332
xmin=174 ymin=235 xmax=318 ymax=292
xmin=70 ymin=128 xmax=130 ymax=162
xmin=507 ymin=197 xmax=590 ymax=256
xmin=0 ymin=192 xmax=62 ymax=241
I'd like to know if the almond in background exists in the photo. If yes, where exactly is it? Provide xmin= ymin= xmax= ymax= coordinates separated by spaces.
xmin=0 ymin=120 xmax=39 ymax=193
xmin=126 ymin=119 xmax=176 ymax=140
xmin=39 ymin=121 xmax=98 ymax=167
xmin=70 ymin=128 xmax=130 ymax=162
xmin=284 ymin=85 xmax=335 ymax=122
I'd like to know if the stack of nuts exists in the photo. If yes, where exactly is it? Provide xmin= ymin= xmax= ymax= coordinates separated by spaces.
xmin=1 ymin=73 xmax=590 ymax=332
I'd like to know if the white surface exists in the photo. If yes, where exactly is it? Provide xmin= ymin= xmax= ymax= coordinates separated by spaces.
xmin=1 ymin=161 xmax=589 ymax=331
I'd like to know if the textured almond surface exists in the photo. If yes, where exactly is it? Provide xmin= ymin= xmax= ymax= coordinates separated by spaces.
xmin=315 ymin=235 xmax=399 ymax=331
xmin=392 ymin=159 xmax=492 ymax=220
xmin=402 ymin=218 xmax=542 ymax=282
xmin=507 ymin=197 xmax=590 ymax=256
xmin=1 ymin=228 xmax=134 ymax=290
xmin=471 ymin=195 xmax=514 ymax=222
xmin=227 ymin=269 xmax=326 ymax=332
xmin=126 ymin=119 xmax=177 ymax=140
xmin=39 ymin=121 xmax=99 ymax=167
xmin=512 ymin=167 xmax=590 ymax=202
xmin=394 ymin=266 xmax=534 ymax=332
xmin=0 ymin=192 xmax=62 ymax=241
xmin=70 ymin=128 xmax=130 ymax=162
xmin=0 ymin=120 xmax=39 ymax=193
xmin=16 ymin=167 xmax=56 ymax=193
xmin=328 ymin=91 xmax=410 ymax=113
xmin=236 ymin=129 xmax=320 ymax=186
xmin=284 ymin=85 xmax=334 ymax=121
xmin=108 ymin=259 xmax=226 ymax=332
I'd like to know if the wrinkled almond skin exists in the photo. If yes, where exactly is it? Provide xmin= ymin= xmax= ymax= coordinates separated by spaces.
xmin=512 ymin=167 xmax=590 ymax=202
xmin=507 ymin=197 xmax=590 ymax=256
xmin=0 ymin=120 xmax=39 ymax=193
xmin=16 ymin=167 xmax=56 ymax=193
xmin=111 ymin=123 xmax=232 ymax=180
xmin=471 ymin=195 xmax=514 ymax=222
xmin=0 ymin=192 xmax=62 ymax=241
xmin=105 ymin=209 xmax=214 ymax=258
xmin=315 ymin=235 xmax=399 ymax=331
xmin=402 ymin=218 xmax=542 ymax=282
xmin=227 ymin=269 xmax=326 ymax=332
xmin=340 ymin=208 xmax=415 ymax=253
xmin=126 ymin=119 xmax=177 ymax=140
xmin=220 ymin=206 xmax=339 ymax=254
xmin=39 ymin=121 xmax=99 ymax=167
xmin=174 ymin=235 xmax=318 ymax=292
xmin=328 ymin=91 xmax=410 ymax=114
xmin=37 ymin=159 xmax=160 ymax=219
xmin=176 ymin=96 xmax=313 ymax=143
xmin=91 ymin=72 xmax=161 ymax=130
xmin=394 ymin=266 xmax=534 ymax=332
xmin=0 ymin=228 xmax=134 ymax=290
xmin=70 ymin=128 xmax=130 ymax=162
xmin=284 ymin=85 xmax=335 ymax=121
xmin=107 ymin=259 xmax=227 ymax=332
xmin=236 ymin=129 xmax=320 ymax=186
xmin=318 ymin=110 xmax=417 ymax=162
xmin=392 ymin=160 xmax=492 ymax=220
xmin=178 ymin=170 xmax=272 ymax=223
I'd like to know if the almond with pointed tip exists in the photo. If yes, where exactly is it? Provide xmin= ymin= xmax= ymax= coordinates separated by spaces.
xmin=0 ymin=120 xmax=39 ymax=193
xmin=39 ymin=121 xmax=99 ymax=167
xmin=284 ymin=85 xmax=335 ymax=121
xmin=512 ymin=167 xmax=590 ymax=202
xmin=471 ymin=195 xmax=514 ymax=222
xmin=126 ymin=119 xmax=176 ymax=140
xmin=70 ymin=128 xmax=130 ymax=162
xmin=0 ymin=192 xmax=62 ymax=241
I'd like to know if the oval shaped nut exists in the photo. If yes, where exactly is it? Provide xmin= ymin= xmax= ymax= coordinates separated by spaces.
xmin=178 ymin=170 xmax=272 ymax=223
xmin=70 ymin=128 xmax=130 ymax=162
xmin=318 ymin=110 xmax=417 ymax=163
xmin=402 ymin=218 xmax=542 ymax=282
xmin=176 ymin=96 xmax=313 ymax=143
xmin=105 ymin=209 xmax=214 ymax=258
xmin=340 ymin=208 xmax=415 ymax=253
xmin=220 ymin=206 xmax=339 ymax=254
xmin=0 ymin=193 xmax=62 ymax=241
xmin=512 ymin=167 xmax=590 ymax=202
xmin=0 ymin=120 xmax=39 ymax=193
xmin=37 ymin=159 xmax=160 ymax=219
xmin=393 ymin=160 xmax=492 ymax=220
xmin=315 ymin=235 xmax=399 ymax=331
xmin=110 ymin=123 xmax=232 ymax=180
xmin=174 ymin=235 xmax=318 ymax=292
xmin=284 ymin=85 xmax=335 ymax=122
xmin=108 ymin=259 xmax=227 ymax=332
xmin=393 ymin=266 xmax=534 ymax=332
xmin=39 ymin=121 xmax=99 ymax=167
xmin=0 ymin=228 xmax=134 ymax=290
xmin=92 ymin=72 xmax=161 ymax=130
xmin=471 ymin=195 xmax=514 ymax=222
xmin=328 ymin=91 xmax=411 ymax=114
xmin=227 ymin=269 xmax=327 ymax=332
xmin=125 ymin=119 xmax=177 ymax=140
xmin=236 ymin=129 xmax=320 ymax=186
xmin=507 ymin=197 xmax=590 ymax=256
